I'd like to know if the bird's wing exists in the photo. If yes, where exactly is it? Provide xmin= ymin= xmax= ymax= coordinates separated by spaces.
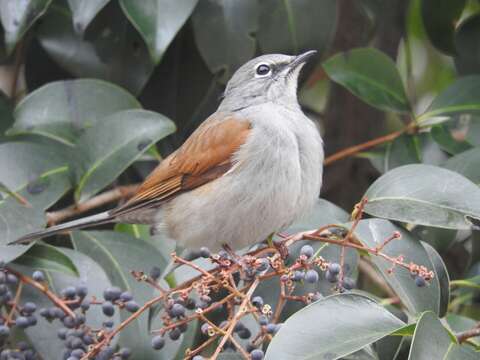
xmin=111 ymin=114 xmax=251 ymax=216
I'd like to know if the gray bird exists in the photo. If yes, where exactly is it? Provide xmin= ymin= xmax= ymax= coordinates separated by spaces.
xmin=12 ymin=51 xmax=324 ymax=251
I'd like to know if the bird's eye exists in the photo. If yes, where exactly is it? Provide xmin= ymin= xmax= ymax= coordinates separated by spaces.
xmin=255 ymin=63 xmax=272 ymax=77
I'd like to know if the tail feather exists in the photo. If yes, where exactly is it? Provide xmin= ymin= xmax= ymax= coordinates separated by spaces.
xmin=10 ymin=211 xmax=113 ymax=245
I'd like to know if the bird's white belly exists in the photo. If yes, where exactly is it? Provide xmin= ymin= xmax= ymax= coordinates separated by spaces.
xmin=161 ymin=125 xmax=303 ymax=251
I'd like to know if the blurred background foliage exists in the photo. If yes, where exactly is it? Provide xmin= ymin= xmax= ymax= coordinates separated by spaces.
xmin=1 ymin=0 xmax=480 ymax=359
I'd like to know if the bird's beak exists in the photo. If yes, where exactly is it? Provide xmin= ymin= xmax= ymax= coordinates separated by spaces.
xmin=289 ymin=50 xmax=317 ymax=69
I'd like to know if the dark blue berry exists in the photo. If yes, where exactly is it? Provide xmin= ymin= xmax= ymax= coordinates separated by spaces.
xmin=328 ymin=263 xmax=341 ymax=275
xmin=258 ymin=315 xmax=268 ymax=326
xmin=266 ymin=323 xmax=279 ymax=334
xmin=234 ymin=322 xmax=245 ymax=332
xmin=82 ymin=334 xmax=94 ymax=345
xmin=0 ymin=325 xmax=9 ymax=337
xmin=120 ymin=292 xmax=133 ymax=302
xmin=103 ymin=320 xmax=114 ymax=328
xmin=118 ymin=348 xmax=131 ymax=359
xmin=39 ymin=308 xmax=49 ymax=318
xmin=75 ymin=284 xmax=88 ymax=298
xmin=343 ymin=277 xmax=356 ymax=290
xmin=238 ymin=328 xmax=251 ymax=339
xmin=125 ymin=300 xmax=139 ymax=313
xmin=80 ymin=298 xmax=90 ymax=311
xmin=300 ymin=245 xmax=314 ymax=258
xmin=325 ymin=270 xmax=338 ymax=283
xmin=15 ymin=316 xmax=30 ymax=329
xmin=256 ymin=258 xmax=269 ymax=272
xmin=71 ymin=349 xmax=84 ymax=358
xmin=6 ymin=274 xmax=18 ymax=285
xmin=22 ymin=302 xmax=36 ymax=314
xmin=102 ymin=301 xmax=115 ymax=317
xmin=305 ymin=269 xmax=319 ymax=284
xmin=97 ymin=347 xmax=115 ymax=360
xmin=61 ymin=286 xmax=77 ymax=299
xmin=32 ymin=271 xmax=45 ymax=282
xmin=200 ymin=247 xmax=211 ymax=258
xmin=62 ymin=316 xmax=76 ymax=329
xmin=103 ymin=287 xmax=122 ymax=301
xmin=27 ymin=315 xmax=37 ymax=326
xmin=169 ymin=328 xmax=181 ymax=341
xmin=57 ymin=328 xmax=68 ymax=340
xmin=200 ymin=323 xmax=210 ymax=335
xmin=149 ymin=266 xmax=161 ymax=280
xmin=171 ymin=303 xmax=185 ymax=317
xmin=0 ymin=285 xmax=7 ymax=296
xmin=251 ymin=296 xmax=264 ymax=308
xmin=292 ymin=271 xmax=305 ymax=282
xmin=250 ymin=349 xmax=264 ymax=360
xmin=415 ymin=276 xmax=426 ymax=287
xmin=151 ymin=335 xmax=165 ymax=350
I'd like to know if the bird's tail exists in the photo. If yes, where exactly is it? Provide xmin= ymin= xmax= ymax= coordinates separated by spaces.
xmin=10 ymin=211 xmax=113 ymax=245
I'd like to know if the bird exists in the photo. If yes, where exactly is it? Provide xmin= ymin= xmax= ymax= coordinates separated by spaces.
xmin=11 ymin=51 xmax=324 ymax=251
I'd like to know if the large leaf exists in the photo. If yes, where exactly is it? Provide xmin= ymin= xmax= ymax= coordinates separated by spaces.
xmin=257 ymin=0 xmax=336 ymax=56
xmin=431 ymin=124 xmax=473 ymax=155
xmin=0 ymin=0 xmax=52 ymax=53
xmin=18 ymin=249 xmax=119 ymax=360
xmin=454 ymin=14 xmax=480 ymax=76
xmin=120 ymin=0 xmax=199 ymax=63
xmin=353 ymin=220 xmax=441 ymax=315
xmin=418 ymin=76 xmax=480 ymax=123
xmin=67 ymin=0 xmax=110 ymax=33
xmin=0 ymin=141 xmax=71 ymax=249
xmin=73 ymin=109 xmax=175 ymax=201
xmin=323 ymin=48 xmax=410 ymax=113
xmin=191 ymin=0 xmax=257 ymax=83
xmin=14 ymin=243 xmax=78 ymax=276
xmin=364 ymin=164 xmax=480 ymax=229
xmin=265 ymin=293 xmax=405 ymax=360
xmin=444 ymin=147 xmax=480 ymax=185
xmin=421 ymin=0 xmax=466 ymax=55
xmin=9 ymin=79 xmax=140 ymax=145
xmin=36 ymin=3 xmax=155 ymax=95
xmin=408 ymin=312 xmax=478 ymax=360
xmin=71 ymin=230 xmax=178 ymax=359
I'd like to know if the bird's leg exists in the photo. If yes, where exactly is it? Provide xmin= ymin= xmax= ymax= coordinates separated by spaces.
xmin=266 ymin=233 xmax=289 ymax=259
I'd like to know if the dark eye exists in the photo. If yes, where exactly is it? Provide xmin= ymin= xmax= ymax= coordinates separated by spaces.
xmin=255 ymin=63 xmax=271 ymax=77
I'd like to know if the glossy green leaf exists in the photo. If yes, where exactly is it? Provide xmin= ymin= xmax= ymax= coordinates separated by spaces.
xmin=74 ymin=109 xmax=175 ymax=201
xmin=287 ymin=198 xmax=350 ymax=233
xmin=421 ymin=0 xmax=466 ymax=55
xmin=408 ymin=312 xmax=478 ymax=360
xmin=353 ymin=219 xmax=441 ymax=315
xmin=191 ymin=0 xmax=257 ymax=83
xmin=19 ymin=248 xmax=119 ymax=360
xmin=431 ymin=124 xmax=473 ymax=155
xmin=364 ymin=164 xmax=480 ymax=230
xmin=265 ymin=293 xmax=405 ymax=360
xmin=422 ymin=242 xmax=450 ymax=317
xmin=36 ymin=4 xmax=155 ymax=95
xmin=454 ymin=14 xmax=480 ymax=76
xmin=0 ymin=141 xmax=71 ymax=248
xmin=14 ymin=243 xmax=78 ymax=276
xmin=444 ymin=147 xmax=480 ymax=185
xmin=9 ymin=79 xmax=140 ymax=145
xmin=67 ymin=0 xmax=110 ymax=33
xmin=120 ymin=0 xmax=198 ymax=63
xmin=71 ymin=230 xmax=176 ymax=359
xmin=0 ymin=0 xmax=52 ymax=53
xmin=446 ymin=314 xmax=480 ymax=346
xmin=257 ymin=0 xmax=336 ymax=56
xmin=323 ymin=48 xmax=410 ymax=113
xmin=0 ymin=90 xmax=13 ymax=135
xmin=419 ymin=76 xmax=480 ymax=123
